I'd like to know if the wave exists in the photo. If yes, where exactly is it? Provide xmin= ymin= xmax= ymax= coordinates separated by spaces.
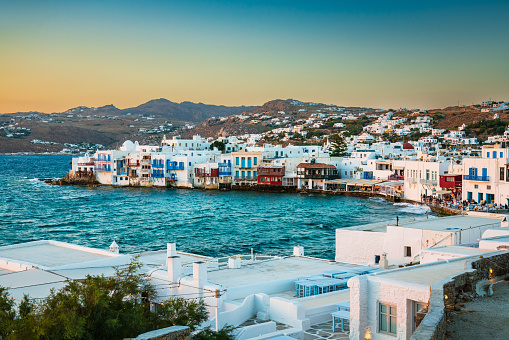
xmin=394 ymin=202 xmax=431 ymax=214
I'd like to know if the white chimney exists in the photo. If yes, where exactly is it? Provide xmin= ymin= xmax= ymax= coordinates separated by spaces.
xmin=109 ymin=240 xmax=119 ymax=254
xmin=379 ymin=253 xmax=388 ymax=269
xmin=228 ymin=257 xmax=241 ymax=269
xmin=167 ymin=256 xmax=182 ymax=282
xmin=293 ymin=245 xmax=304 ymax=257
xmin=193 ymin=261 xmax=208 ymax=286
xmin=167 ymin=243 xmax=177 ymax=257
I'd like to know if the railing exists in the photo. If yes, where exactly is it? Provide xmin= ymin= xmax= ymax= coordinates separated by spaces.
xmin=140 ymin=159 xmax=151 ymax=164
xmin=77 ymin=162 xmax=94 ymax=166
xmin=420 ymin=179 xmax=438 ymax=185
xmin=218 ymin=162 xmax=231 ymax=167
xmin=95 ymin=156 xmax=110 ymax=162
xmin=166 ymin=174 xmax=178 ymax=181
xmin=116 ymin=169 xmax=128 ymax=176
xmin=407 ymin=177 xmax=418 ymax=183
xmin=234 ymin=176 xmax=256 ymax=180
xmin=388 ymin=175 xmax=404 ymax=180
xmin=167 ymin=163 xmax=185 ymax=170
xmin=463 ymin=175 xmax=490 ymax=181
xmin=152 ymin=162 xmax=164 ymax=168
xmin=152 ymin=172 xmax=164 ymax=178
xmin=94 ymin=166 xmax=111 ymax=172
xmin=75 ymin=171 xmax=93 ymax=176
xmin=128 ymin=162 xmax=140 ymax=167
xmin=297 ymin=174 xmax=340 ymax=179
xmin=218 ymin=171 xmax=232 ymax=176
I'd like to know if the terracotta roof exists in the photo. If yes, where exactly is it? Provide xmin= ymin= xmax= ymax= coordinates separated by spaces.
xmin=297 ymin=163 xmax=337 ymax=169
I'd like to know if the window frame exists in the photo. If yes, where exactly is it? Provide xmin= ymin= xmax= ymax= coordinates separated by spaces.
xmin=379 ymin=302 xmax=397 ymax=335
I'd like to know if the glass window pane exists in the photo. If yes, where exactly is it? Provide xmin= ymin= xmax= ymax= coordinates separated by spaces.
xmin=381 ymin=304 xmax=387 ymax=313
xmin=390 ymin=316 xmax=397 ymax=334
xmin=380 ymin=314 xmax=387 ymax=331
xmin=390 ymin=306 xmax=397 ymax=315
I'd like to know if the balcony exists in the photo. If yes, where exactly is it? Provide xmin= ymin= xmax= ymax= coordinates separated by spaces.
xmin=463 ymin=175 xmax=490 ymax=181
xmin=218 ymin=170 xmax=232 ymax=176
xmin=94 ymin=166 xmax=111 ymax=172
xmin=297 ymin=174 xmax=340 ymax=180
xmin=95 ymin=156 xmax=111 ymax=162
xmin=195 ymin=169 xmax=219 ymax=177
xmin=152 ymin=162 xmax=164 ymax=168
xmin=77 ymin=162 xmax=94 ymax=166
xmin=116 ymin=169 xmax=128 ymax=176
xmin=388 ymin=175 xmax=404 ymax=181
xmin=407 ymin=177 xmax=418 ymax=183
xmin=140 ymin=159 xmax=151 ymax=164
xmin=234 ymin=176 xmax=256 ymax=181
xmin=152 ymin=172 xmax=164 ymax=178
xmin=420 ymin=179 xmax=438 ymax=186
xmin=166 ymin=174 xmax=178 ymax=181
xmin=128 ymin=161 xmax=140 ymax=167
xmin=167 ymin=162 xmax=185 ymax=170
xmin=75 ymin=171 xmax=93 ymax=177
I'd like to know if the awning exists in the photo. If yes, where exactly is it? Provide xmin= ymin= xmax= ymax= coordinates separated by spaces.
xmin=435 ymin=190 xmax=452 ymax=195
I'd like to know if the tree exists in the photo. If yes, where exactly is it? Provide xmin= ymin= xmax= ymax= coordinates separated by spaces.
xmin=1 ymin=258 xmax=217 ymax=340
xmin=329 ymin=134 xmax=348 ymax=157
xmin=210 ymin=141 xmax=226 ymax=153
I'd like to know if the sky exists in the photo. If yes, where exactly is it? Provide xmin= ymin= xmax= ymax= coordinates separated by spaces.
xmin=1 ymin=0 xmax=508 ymax=113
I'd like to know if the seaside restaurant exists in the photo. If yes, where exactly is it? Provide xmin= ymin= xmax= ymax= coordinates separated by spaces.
xmin=325 ymin=178 xmax=383 ymax=192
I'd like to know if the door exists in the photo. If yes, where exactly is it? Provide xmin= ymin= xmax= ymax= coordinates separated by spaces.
xmin=482 ymin=168 xmax=487 ymax=180
xmin=467 ymin=192 xmax=472 ymax=201
xmin=478 ymin=192 xmax=483 ymax=203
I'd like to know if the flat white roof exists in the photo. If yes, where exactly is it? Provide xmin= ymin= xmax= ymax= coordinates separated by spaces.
xmin=0 ymin=240 xmax=117 ymax=269
xmin=0 ymin=269 xmax=67 ymax=301
xmin=343 ymin=215 xmax=504 ymax=233
xmin=422 ymin=246 xmax=493 ymax=256
xmin=206 ymin=256 xmax=371 ymax=287
xmin=377 ymin=259 xmax=470 ymax=285
xmin=396 ymin=215 xmax=504 ymax=232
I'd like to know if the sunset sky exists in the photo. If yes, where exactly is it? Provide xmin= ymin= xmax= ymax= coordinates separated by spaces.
xmin=1 ymin=0 xmax=508 ymax=113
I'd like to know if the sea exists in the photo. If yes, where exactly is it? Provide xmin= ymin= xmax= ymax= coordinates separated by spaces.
xmin=0 ymin=155 xmax=433 ymax=259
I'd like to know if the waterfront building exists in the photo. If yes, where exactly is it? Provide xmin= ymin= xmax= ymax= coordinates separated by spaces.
xmin=296 ymin=162 xmax=339 ymax=190
xmin=335 ymin=215 xmax=506 ymax=267
xmin=161 ymin=135 xmax=211 ymax=151
xmin=70 ymin=153 xmax=94 ymax=177
xmin=403 ymin=160 xmax=449 ymax=201
xmin=462 ymin=145 xmax=509 ymax=205
xmin=231 ymin=150 xmax=264 ymax=185
xmin=257 ymin=165 xmax=285 ymax=185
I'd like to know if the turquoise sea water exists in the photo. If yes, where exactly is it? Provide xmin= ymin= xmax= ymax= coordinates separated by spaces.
xmin=0 ymin=155 xmax=431 ymax=259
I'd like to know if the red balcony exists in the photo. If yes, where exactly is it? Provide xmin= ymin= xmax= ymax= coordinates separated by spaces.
xmin=257 ymin=166 xmax=285 ymax=177
xmin=77 ymin=162 xmax=94 ymax=166
xmin=440 ymin=175 xmax=462 ymax=189
xmin=195 ymin=168 xmax=219 ymax=177
xmin=75 ymin=171 xmax=93 ymax=177
xmin=257 ymin=176 xmax=283 ymax=185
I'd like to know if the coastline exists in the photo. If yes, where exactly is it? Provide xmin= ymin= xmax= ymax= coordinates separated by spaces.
xmin=41 ymin=176 xmax=463 ymax=216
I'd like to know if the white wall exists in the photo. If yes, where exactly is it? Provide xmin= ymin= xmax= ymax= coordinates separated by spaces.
xmin=336 ymin=230 xmax=385 ymax=265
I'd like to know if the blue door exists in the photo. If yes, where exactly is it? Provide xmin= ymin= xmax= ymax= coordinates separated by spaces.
xmin=478 ymin=193 xmax=483 ymax=203
xmin=467 ymin=192 xmax=472 ymax=201
xmin=482 ymin=168 xmax=487 ymax=180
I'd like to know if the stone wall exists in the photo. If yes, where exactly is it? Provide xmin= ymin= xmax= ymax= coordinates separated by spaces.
xmin=411 ymin=252 xmax=509 ymax=340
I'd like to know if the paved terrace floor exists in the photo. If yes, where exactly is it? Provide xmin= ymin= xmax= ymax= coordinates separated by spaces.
xmin=239 ymin=318 xmax=349 ymax=340
xmin=446 ymin=279 xmax=509 ymax=340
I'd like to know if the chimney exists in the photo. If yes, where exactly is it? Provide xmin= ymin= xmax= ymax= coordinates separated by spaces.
xmin=193 ymin=261 xmax=208 ymax=286
xmin=293 ymin=245 xmax=304 ymax=257
xmin=167 ymin=243 xmax=177 ymax=257
xmin=109 ymin=240 xmax=119 ymax=254
xmin=167 ymin=256 xmax=182 ymax=282
xmin=379 ymin=253 xmax=388 ymax=269
xmin=228 ymin=257 xmax=241 ymax=269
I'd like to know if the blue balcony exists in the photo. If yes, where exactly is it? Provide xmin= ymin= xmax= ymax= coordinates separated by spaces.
xmin=166 ymin=161 xmax=185 ymax=170
xmin=96 ymin=156 xmax=111 ymax=162
xmin=166 ymin=174 xmax=178 ymax=181
xmin=463 ymin=175 xmax=490 ymax=181
xmin=152 ymin=161 xmax=164 ymax=168
xmin=95 ymin=166 xmax=111 ymax=172
xmin=116 ymin=168 xmax=128 ymax=176
xmin=152 ymin=172 xmax=164 ymax=178
xmin=218 ymin=170 xmax=231 ymax=176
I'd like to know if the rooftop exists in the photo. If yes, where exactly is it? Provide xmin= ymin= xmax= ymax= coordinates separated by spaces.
xmin=204 ymin=256 xmax=368 ymax=287
xmin=0 ymin=240 xmax=117 ymax=269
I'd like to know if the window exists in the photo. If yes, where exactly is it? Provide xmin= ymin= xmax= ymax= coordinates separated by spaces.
xmin=501 ymin=168 xmax=505 ymax=181
xmin=374 ymin=255 xmax=380 ymax=264
xmin=474 ymin=184 xmax=478 ymax=189
xmin=254 ymin=157 xmax=258 ymax=165
xmin=487 ymin=185 xmax=491 ymax=190
xmin=404 ymin=246 xmax=412 ymax=257
xmin=379 ymin=303 xmax=397 ymax=334
xmin=412 ymin=301 xmax=427 ymax=332
xmin=501 ymin=152 xmax=504 ymax=158
xmin=236 ymin=157 xmax=239 ymax=165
